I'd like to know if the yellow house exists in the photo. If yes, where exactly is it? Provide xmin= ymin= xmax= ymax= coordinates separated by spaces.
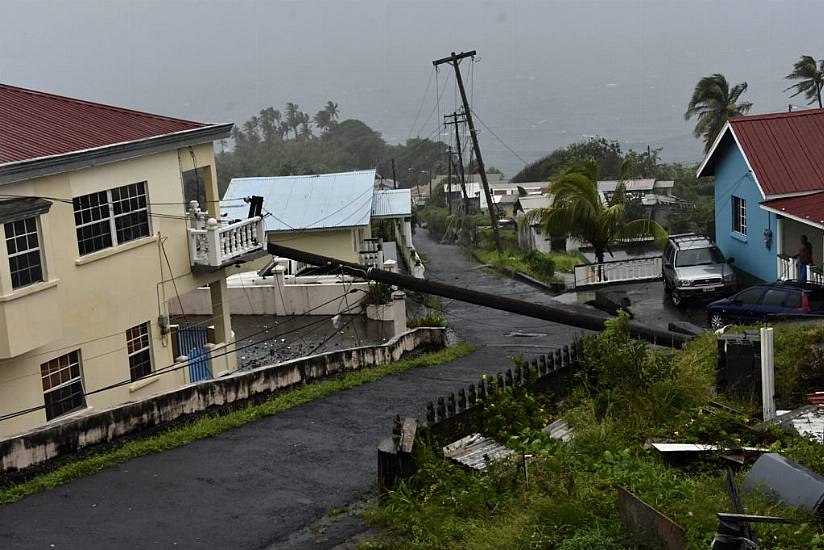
xmin=222 ymin=170 xmax=377 ymax=268
xmin=0 ymin=84 xmax=265 ymax=438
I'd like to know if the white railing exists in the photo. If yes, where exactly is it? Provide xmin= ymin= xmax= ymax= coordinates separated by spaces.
xmin=573 ymin=256 xmax=663 ymax=288
xmin=777 ymin=254 xmax=824 ymax=285
xmin=188 ymin=204 xmax=265 ymax=268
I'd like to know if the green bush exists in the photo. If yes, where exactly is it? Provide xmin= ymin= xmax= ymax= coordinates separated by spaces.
xmin=407 ymin=314 xmax=445 ymax=328
xmin=523 ymin=250 xmax=555 ymax=279
xmin=363 ymin=283 xmax=393 ymax=305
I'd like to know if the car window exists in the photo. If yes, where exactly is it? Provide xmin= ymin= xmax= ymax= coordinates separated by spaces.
xmin=761 ymin=289 xmax=788 ymax=307
xmin=735 ymin=287 xmax=764 ymax=305
xmin=784 ymin=292 xmax=802 ymax=308
xmin=675 ymin=247 xmax=725 ymax=267
xmin=807 ymin=290 xmax=824 ymax=309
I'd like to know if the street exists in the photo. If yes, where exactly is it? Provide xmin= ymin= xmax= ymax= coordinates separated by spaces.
xmin=0 ymin=230 xmax=582 ymax=550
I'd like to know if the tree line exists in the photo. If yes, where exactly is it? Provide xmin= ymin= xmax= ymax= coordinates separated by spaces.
xmin=215 ymin=101 xmax=449 ymax=195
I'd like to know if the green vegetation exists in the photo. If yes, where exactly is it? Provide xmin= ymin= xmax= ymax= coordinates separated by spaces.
xmin=214 ymin=101 xmax=448 ymax=195
xmin=0 ymin=343 xmax=478 ymax=506
xmin=685 ymin=73 xmax=752 ymax=153
xmin=474 ymin=248 xmax=566 ymax=285
xmin=785 ymin=55 xmax=824 ymax=109
xmin=363 ymin=282 xmax=394 ymax=306
xmin=524 ymin=159 xmax=667 ymax=263
xmin=367 ymin=316 xmax=824 ymax=549
xmin=407 ymin=314 xmax=446 ymax=329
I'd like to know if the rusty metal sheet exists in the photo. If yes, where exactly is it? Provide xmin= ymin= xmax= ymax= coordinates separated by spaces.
xmin=618 ymin=486 xmax=686 ymax=550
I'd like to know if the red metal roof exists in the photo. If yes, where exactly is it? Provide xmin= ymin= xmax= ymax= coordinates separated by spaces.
xmin=729 ymin=108 xmax=824 ymax=197
xmin=0 ymin=83 xmax=207 ymax=166
xmin=761 ymin=191 xmax=824 ymax=228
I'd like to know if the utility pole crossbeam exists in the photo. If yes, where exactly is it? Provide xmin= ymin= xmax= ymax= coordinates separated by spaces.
xmin=433 ymin=50 xmax=503 ymax=253
xmin=444 ymin=111 xmax=471 ymax=214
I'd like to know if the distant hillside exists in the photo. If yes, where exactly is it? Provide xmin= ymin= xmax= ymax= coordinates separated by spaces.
xmin=215 ymin=102 xmax=448 ymax=196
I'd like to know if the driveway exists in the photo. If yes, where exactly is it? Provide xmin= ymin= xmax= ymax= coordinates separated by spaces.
xmin=0 ymin=230 xmax=582 ymax=550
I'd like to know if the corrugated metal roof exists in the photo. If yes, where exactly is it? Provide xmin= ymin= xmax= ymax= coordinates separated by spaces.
xmin=598 ymin=179 xmax=667 ymax=193
xmin=726 ymin=109 xmax=824 ymax=196
xmin=372 ymin=189 xmax=411 ymax=218
xmin=517 ymin=195 xmax=550 ymax=212
xmin=0 ymin=83 xmax=208 ymax=166
xmin=761 ymin=191 xmax=824 ymax=229
xmin=221 ymin=170 xmax=376 ymax=232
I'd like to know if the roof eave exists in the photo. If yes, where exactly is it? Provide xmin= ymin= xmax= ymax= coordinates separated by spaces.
xmin=0 ymin=123 xmax=233 ymax=185
xmin=760 ymin=203 xmax=824 ymax=231
xmin=696 ymin=123 xmax=731 ymax=178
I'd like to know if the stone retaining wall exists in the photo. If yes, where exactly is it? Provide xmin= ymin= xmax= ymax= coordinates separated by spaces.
xmin=0 ymin=328 xmax=446 ymax=478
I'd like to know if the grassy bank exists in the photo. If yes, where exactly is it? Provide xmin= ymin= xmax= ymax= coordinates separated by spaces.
xmin=366 ymin=318 xmax=824 ymax=549
xmin=0 ymin=343 xmax=478 ymax=506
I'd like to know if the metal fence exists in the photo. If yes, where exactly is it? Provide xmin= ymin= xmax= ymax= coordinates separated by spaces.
xmin=573 ymin=256 xmax=663 ymax=288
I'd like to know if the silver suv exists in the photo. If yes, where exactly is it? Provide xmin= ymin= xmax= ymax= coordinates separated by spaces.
xmin=662 ymin=234 xmax=737 ymax=307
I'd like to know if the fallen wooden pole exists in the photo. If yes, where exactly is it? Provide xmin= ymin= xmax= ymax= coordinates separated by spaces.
xmin=266 ymin=242 xmax=691 ymax=347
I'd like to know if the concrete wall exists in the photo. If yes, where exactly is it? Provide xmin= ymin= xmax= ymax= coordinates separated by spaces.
xmin=0 ymin=143 xmax=236 ymax=438
xmin=713 ymin=140 xmax=776 ymax=283
xmin=169 ymin=272 xmax=372 ymax=316
xmin=0 ymin=328 xmax=446 ymax=477
xmin=268 ymin=228 xmax=363 ymax=264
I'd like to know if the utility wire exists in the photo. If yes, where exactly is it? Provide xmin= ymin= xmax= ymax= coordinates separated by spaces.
xmin=470 ymin=108 xmax=530 ymax=166
xmin=0 ymin=290 xmax=366 ymax=423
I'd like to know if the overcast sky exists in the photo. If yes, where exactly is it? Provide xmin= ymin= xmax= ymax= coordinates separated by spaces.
xmin=2 ymin=0 xmax=822 ymax=175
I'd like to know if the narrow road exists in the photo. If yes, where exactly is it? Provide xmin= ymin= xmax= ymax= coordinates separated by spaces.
xmin=0 ymin=230 xmax=583 ymax=550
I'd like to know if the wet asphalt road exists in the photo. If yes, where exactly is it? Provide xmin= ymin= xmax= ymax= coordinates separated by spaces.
xmin=0 ymin=230 xmax=581 ymax=550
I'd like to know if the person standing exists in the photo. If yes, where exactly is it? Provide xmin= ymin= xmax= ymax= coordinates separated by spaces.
xmin=797 ymin=235 xmax=814 ymax=282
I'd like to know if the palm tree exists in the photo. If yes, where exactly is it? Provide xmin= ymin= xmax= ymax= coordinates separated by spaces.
xmin=285 ymin=102 xmax=300 ymax=139
xmin=324 ymin=101 xmax=339 ymax=126
xmin=314 ymin=109 xmax=331 ymax=132
xmin=785 ymin=55 xmax=824 ymax=109
xmin=524 ymin=160 xmax=666 ymax=264
xmin=685 ymin=74 xmax=752 ymax=153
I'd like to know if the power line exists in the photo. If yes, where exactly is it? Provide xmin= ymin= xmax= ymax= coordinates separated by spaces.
xmin=470 ymin=108 xmax=530 ymax=166
xmin=0 ymin=289 xmax=366 ymax=423
xmin=407 ymin=68 xmax=436 ymax=140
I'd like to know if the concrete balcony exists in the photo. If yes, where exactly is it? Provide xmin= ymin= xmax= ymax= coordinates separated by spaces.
xmin=0 ymin=280 xmax=62 ymax=358
xmin=187 ymin=202 xmax=267 ymax=272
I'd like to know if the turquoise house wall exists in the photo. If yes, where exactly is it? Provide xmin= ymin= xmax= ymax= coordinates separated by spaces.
xmin=712 ymin=140 xmax=776 ymax=283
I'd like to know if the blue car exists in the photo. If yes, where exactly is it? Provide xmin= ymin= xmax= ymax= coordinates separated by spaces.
xmin=707 ymin=281 xmax=824 ymax=329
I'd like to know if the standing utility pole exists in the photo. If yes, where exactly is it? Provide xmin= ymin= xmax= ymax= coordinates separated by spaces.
xmin=433 ymin=50 xmax=503 ymax=253
xmin=391 ymin=158 xmax=398 ymax=189
xmin=444 ymin=111 xmax=470 ymax=214
xmin=445 ymin=146 xmax=453 ymax=213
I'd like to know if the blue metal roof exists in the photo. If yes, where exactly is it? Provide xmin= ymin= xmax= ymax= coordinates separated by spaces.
xmin=221 ymin=170 xmax=376 ymax=232
xmin=372 ymin=189 xmax=411 ymax=218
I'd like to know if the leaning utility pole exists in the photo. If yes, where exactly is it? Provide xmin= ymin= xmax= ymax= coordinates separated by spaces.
xmin=444 ymin=111 xmax=471 ymax=214
xmin=266 ymin=242 xmax=691 ymax=347
xmin=433 ymin=50 xmax=503 ymax=253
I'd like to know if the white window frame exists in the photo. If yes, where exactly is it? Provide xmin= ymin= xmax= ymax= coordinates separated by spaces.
xmin=732 ymin=196 xmax=747 ymax=236
xmin=4 ymin=216 xmax=44 ymax=289
xmin=41 ymin=350 xmax=86 ymax=421
xmin=126 ymin=322 xmax=153 ymax=381
xmin=73 ymin=182 xmax=151 ymax=256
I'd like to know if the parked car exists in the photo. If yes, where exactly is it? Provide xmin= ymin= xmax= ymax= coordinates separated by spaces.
xmin=662 ymin=234 xmax=738 ymax=307
xmin=707 ymin=281 xmax=824 ymax=329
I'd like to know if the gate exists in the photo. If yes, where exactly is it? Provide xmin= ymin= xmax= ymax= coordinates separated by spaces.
xmin=177 ymin=326 xmax=211 ymax=382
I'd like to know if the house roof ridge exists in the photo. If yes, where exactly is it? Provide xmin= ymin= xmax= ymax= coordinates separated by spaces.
xmin=730 ymin=108 xmax=824 ymax=123
xmin=0 ymin=82 xmax=206 ymax=127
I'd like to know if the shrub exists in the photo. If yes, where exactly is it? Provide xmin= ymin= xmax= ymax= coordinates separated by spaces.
xmin=363 ymin=283 xmax=393 ymax=305
xmin=407 ymin=314 xmax=445 ymax=328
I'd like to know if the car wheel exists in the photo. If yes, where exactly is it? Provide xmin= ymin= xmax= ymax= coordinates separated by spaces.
xmin=710 ymin=312 xmax=726 ymax=330
xmin=671 ymin=289 xmax=684 ymax=308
